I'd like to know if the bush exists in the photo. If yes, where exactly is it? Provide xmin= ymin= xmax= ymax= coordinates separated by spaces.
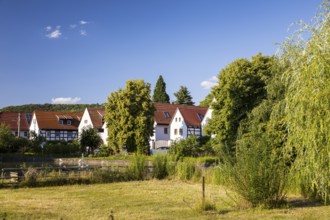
xmin=43 ymin=140 xmax=80 ymax=156
xmin=23 ymin=167 xmax=38 ymax=187
xmin=153 ymin=154 xmax=168 ymax=179
xmin=128 ymin=154 xmax=146 ymax=180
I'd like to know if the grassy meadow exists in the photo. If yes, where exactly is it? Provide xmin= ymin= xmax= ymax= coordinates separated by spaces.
xmin=0 ymin=180 xmax=329 ymax=220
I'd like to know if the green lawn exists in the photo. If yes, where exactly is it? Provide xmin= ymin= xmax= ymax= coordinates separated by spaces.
xmin=0 ymin=180 xmax=329 ymax=219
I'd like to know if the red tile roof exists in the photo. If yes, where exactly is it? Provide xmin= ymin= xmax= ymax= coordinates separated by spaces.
xmin=0 ymin=112 xmax=31 ymax=131
xmin=153 ymin=103 xmax=208 ymax=127
xmin=87 ymin=108 xmax=105 ymax=129
xmin=153 ymin=103 xmax=181 ymax=125
xmin=176 ymin=106 xmax=208 ymax=127
xmin=34 ymin=111 xmax=83 ymax=130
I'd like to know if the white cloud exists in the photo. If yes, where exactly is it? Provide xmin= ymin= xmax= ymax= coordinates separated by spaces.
xmin=46 ymin=26 xmax=62 ymax=39
xmin=80 ymin=20 xmax=88 ymax=25
xmin=80 ymin=30 xmax=87 ymax=36
xmin=201 ymin=76 xmax=218 ymax=89
xmin=70 ymin=24 xmax=77 ymax=29
xmin=51 ymin=97 xmax=81 ymax=104
xmin=45 ymin=26 xmax=52 ymax=31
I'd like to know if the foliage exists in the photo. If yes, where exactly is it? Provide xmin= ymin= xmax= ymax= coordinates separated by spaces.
xmin=152 ymin=153 xmax=168 ymax=179
xmin=278 ymin=1 xmax=330 ymax=204
xmin=23 ymin=167 xmax=38 ymax=187
xmin=169 ymin=135 xmax=215 ymax=158
xmin=42 ymin=140 xmax=80 ymax=156
xmin=152 ymin=75 xmax=170 ymax=103
xmin=205 ymin=53 xmax=275 ymax=156
xmin=0 ymin=123 xmax=17 ymax=153
xmin=128 ymin=154 xmax=146 ymax=180
xmin=105 ymin=80 xmax=155 ymax=154
xmin=173 ymin=85 xmax=194 ymax=105
xmin=0 ymin=103 xmax=103 ymax=113
xmin=28 ymin=131 xmax=45 ymax=153
xmin=79 ymin=127 xmax=102 ymax=154
xmin=199 ymin=92 xmax=214 ymax=107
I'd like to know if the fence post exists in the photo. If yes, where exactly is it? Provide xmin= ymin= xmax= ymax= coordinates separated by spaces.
xmin=202 ymin=176 xmax=205 ymax=207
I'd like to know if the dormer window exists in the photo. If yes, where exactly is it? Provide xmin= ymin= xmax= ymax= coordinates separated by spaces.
xmin=197 ymin=113 xmax=204 ymax=121
xmin=59 ymin=119 xmax=64 ymax=125
xmin=164 ymin=112 xmax=170 ymax=119
xmin=67 ymin=120 xmax=72 ymax=125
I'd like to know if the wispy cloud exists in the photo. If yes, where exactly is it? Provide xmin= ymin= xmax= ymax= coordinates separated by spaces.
xmin=70 ymin=24 xmax=77 ymax=29
xmin=51 ymin=97 xmax=81 ymax=104
xmin=201 ymin=76 xmax=218 ymax=89
xmin=80 ymin=30 xmax=87 ymax=36
xmin=46 ymin=26 xmax=62 ymax=39
xmin=80 ymin=20 xmax=88 ymax=25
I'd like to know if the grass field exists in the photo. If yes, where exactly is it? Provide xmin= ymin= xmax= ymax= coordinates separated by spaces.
xmin=0 ymin=180 xmax=329 ymax=219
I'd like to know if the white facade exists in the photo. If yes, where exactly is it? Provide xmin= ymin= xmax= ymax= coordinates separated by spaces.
xmin=78 ymin=108 xmax=94 ymax=134
xmin=79 ymin=108 xmax=107 ymax=145
xmin=150 ymin=122 xmax=171 ymax=149
xmin=29 ymin=113 xmax=40 ymax=136
xmin=170 ymin=110 xmax=187 ymax=141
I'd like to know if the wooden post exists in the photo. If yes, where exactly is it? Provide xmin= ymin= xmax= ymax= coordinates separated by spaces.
xmin=202 ymin=176 xmax=205 ymax=207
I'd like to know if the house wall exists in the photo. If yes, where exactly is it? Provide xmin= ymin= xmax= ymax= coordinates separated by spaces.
xmin=29 ymin=113 xmax=40 ymax=136
xmin=170 ymin=110 xmax=187 ymax=141
xmin=201 ymin=108 xmax=213 ymax=134
xmin=39 ymin=130 xmax=78 ymax=141
xmin=12 ymin=130 xmax=29 ymax=138
xmin=78 ymin=108 xmax=93 ymax=134
xmin=100 ymin=123 xmax=108 ymax=145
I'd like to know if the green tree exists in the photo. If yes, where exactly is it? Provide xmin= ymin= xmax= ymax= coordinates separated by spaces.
xmin=152 ymin=75 xmax=170 ymax=103
xmin=205 ymin=54 xmax=274 ymax=155
xmin=279 ymin=2 xmax=330 ymax=203
xmin=174 ymin=86 xmax=194 ymax=105
xmin=79 ymin=127 xmax=102 ymax=154
xmin=0 ymin=123 xmax=16 ymax=153
xmin=199 ymin=93 xmax=214 ymax=107
xmin=105 ymin=80 xmax=155 ymax=154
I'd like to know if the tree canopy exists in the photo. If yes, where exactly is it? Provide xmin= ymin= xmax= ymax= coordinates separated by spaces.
xmin=152 ymin=75 xmax=170 ymax=103
xmin=79 ymin=127 xmax=102 ymax=154
xmin=205 ymin=54 xmax=274 ymax=154
xmin=173 ymin=86 xmax=194 ymax=105
xmin=105 ymin=80 xmax=154 ymax=154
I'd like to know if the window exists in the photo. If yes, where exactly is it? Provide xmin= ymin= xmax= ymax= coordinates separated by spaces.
xmin=84 ymin=120 xmax=88 ymax=124
xmin=55 ymin=131 xmax=60 ymax=137
xmin=24 ymin=131 xmax=28 ymax=137
xmin=59 ymin=119 xmax=64 ymax=125
xmin=164 ymin=112 xmax=170 ymax=119
xmin=67 ymin=131 xmax=72 ymax=138
xmin=46 ymin=131 xmax=50 ymax=137
xmin=197 ymin=113 xmax=204 ymax=121
xmin=179 ymin=117 xmax=181 ymax=122
xmin=67 ymin=120 xmax=72 ymax=125
xmin=164 ymin=127 xmax=168 ymax=134
xmin=175 ymin=118 xmax=177 ymax=122
xmin=174 ymin=129 xmax=177 ymax=135
xmin=15 ymin=132 xmax=18 ymax=136
xmin=179 ymin=128 xmax=183 ymax=135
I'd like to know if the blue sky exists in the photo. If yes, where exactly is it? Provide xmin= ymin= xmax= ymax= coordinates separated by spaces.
xmin=0 ymin=0 xmax=323 ymax=108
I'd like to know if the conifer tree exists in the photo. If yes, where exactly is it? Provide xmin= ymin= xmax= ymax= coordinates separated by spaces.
xmin=152 ymin=75 xmax=170 ymax=103
xmin=174 ymin=86 xmax=194 ymax=105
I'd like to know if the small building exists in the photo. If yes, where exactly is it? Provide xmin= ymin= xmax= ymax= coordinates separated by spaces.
xmin=0 ymin=112 xmax=32 ymax=138
xmin=150 ymin=103 xmax=181 ymax=149
xmin=78 ymin=108 xmax=107 ymax=144
xmin=29 ymin=111 xmax=83 ymax=141
xmin=170 ymin=106 xmax=208 ymax=141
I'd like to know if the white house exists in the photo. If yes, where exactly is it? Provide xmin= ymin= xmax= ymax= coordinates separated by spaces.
xmin=78 ymin=108 xmax=107 ymax=144
xmin=150 ymin=103 xmax=180 ymax=149
xmin=29 ymin=111 xmax=83 ymax=141
xmin=170 ymin=106 xmax=208 ymax=141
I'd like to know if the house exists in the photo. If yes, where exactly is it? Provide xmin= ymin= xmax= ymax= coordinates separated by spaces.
xmin=170 ymin=106 xmax=208 ymax=141
xmin=78 ymin=108 xmax=107 ymax=144
xmin=29 ymin=111 xmax=83 ymax=141
xmin=201 ymin=107 xmax=213 ymax=135
xmin=150 ymin=103 xmax=181 ymax=149
xmin=0 ymin=112 xmax=32 ymax=138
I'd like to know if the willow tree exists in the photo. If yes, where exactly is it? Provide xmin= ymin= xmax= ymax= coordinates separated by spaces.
xmin=279 ymin=1 xmax=330 ymax=203
xmin=105 ymin=80 xmax=154 ymax=154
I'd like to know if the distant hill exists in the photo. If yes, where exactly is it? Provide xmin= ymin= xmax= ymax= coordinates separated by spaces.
xmin=0 ymin=103 xmax=104 ymax=113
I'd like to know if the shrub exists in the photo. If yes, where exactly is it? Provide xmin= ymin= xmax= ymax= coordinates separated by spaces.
xmin=128 ymin=154 xmax=146 ymax=180
xmin=153 ymin=154 xmax=168 ymax=179
xmin=23 ymin=167 xmax=38 ymax=187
